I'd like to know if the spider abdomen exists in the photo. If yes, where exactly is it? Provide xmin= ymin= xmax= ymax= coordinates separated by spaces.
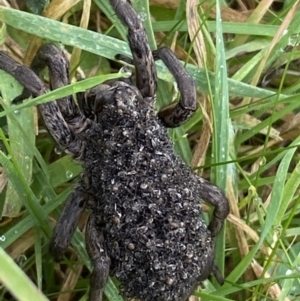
xmin=83 ymin=85 xmax=214 ymax=301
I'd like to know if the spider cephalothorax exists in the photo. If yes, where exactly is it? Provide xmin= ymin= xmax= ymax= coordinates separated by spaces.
xmin=0 ymin=0 xmax=229 ymax=300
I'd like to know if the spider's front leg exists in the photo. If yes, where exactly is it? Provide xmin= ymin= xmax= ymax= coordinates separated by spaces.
xmin=153 ymin=48 xmax=197 ymax=128
xmin=109 ymin=0 xmax=197 ymax=127
xmin=109 ymin=0 xmax=157 ymax=99
xmin=26 ymin=44 xmax=79 ymax=120
xmin=0 ymin=48 xmax=88 ymax=158
xmin=16 ymin=44 xmax=92 ymax=136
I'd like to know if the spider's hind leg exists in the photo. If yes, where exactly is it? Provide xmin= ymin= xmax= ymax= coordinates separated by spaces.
xmin=86 ymin=214 xmax=110 ymax=301
xmin=49 ymin=175 xmax=88 ymax=261
xmin=196 ymin=177 xmax=230 ymax=284
xmin=197 ymin=177 xmax=230 ymax=238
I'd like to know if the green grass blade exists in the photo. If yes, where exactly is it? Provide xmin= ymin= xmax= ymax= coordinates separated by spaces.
xmin=226 ymin=135 xmax=300 ymax=282
xmin=211 ymin=0 xmax=233 ymax=281
xmin=0 ymin=145 xmax=51 ymax=237
xmin=93 ymin=0 xmax=127 ymax=40
xmin=0 ymin=72 xmax=35 ymax=217
xmin=0 ymin=247 xmax=49 ymax=301
xmin=133 ymin=0 xmax=156 ymax=49
xmin=212 ymin=0 xmax=230 ymax=188
xmin=152 ymin=21 xmax=280 ymax=36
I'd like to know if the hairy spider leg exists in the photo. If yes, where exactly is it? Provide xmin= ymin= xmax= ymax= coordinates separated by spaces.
xmin=26 ymin=44 xmax=92 ymax=137
xmin=0 ymin=52 xmax=48 ymax=96
xmin=86 ymin=214 xmax=110 ymax=301
xmin=153 ymin=47 xmax=197 ymax=128
xmin=49 ymin=176 xmax=88 ymax=261
xmin=195 ymin=177 xmax=230 ymax=237
xmin=196 ymin=176 xmax=230 ymax=284
xmin=0 ymin=50 xmax=89 ymax=158
xmin=0 ymin=50 xmax=90 ymax=258
xmin=109 ymin=0 xmax=157 ymax=99
xmin=0 ymin=52 xmax=80 ymax=156
xmin=23 ymin=45 xmax=106 ymax=262
xmin=110 ymin=1 xmax=197 ymax=127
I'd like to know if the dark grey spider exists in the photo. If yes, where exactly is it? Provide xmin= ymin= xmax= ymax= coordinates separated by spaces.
xmin=0 ymin=0 xmax=229 ymax=300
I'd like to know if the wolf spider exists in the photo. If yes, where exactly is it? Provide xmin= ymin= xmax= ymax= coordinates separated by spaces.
xmin=0 ymin=0 xmax=229 ymax=300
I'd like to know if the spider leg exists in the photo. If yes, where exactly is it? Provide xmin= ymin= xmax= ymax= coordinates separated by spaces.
xmin=109 ymin=0 xmax=157 ymax=99
xmin=196 ymin=178 xmax=229 ymax=285
xmin=24 ymin=44 xmax=92 ymax=135
xmin=49 ymin=176 xmax=88 ymax=261
xmin=212 ymin=265 xmax=226 ymax=284
xmin=0 ymin=51 xmax=85 ymax=158
xmin=198 ymin=177 xmax=229 ymax=237
xmin=153 ymin=47 xmax=197 ymax=128
xmin=86 ymin=214 xmax=110 ymax=301
xmin=0 ymin=52 xmax=48 ymax=96
xmin=29 ymin=44 xmax=78 ymax=116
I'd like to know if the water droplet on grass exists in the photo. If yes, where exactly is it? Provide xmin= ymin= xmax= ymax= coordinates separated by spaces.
xmin=138 ymin=12 xmax=147 ymax=21
xmin=66 ymin=171 xmax=73 ymax=179
xmin=54 ymin=146 xmax=62 ymax=155
xmin=119 ymin=66 xmax=132 ymax=78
